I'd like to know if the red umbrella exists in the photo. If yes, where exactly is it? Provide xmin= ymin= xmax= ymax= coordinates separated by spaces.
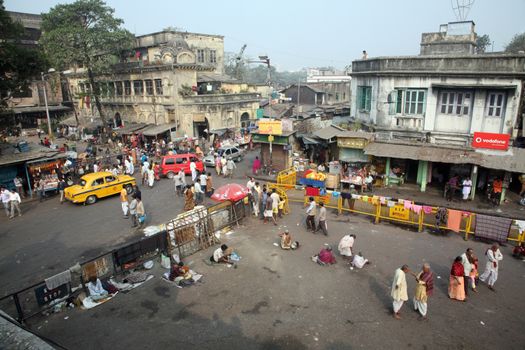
xmin=211 ymin=183 xmax=250 ymax=202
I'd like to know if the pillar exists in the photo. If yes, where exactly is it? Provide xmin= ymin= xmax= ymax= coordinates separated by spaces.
xmin=385 ymin=157 xmax=391 ymax=186
xmin=419 ymin=161 xmax=428 ymax=192
xmin=470 ymin=165 xmax=478 ymax=200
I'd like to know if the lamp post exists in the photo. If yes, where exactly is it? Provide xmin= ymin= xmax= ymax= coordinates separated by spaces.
xmin=41 ymin=68 xmax=56 ymax=139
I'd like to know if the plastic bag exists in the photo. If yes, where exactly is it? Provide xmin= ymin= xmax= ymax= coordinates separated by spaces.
xmin=161 ymin=254 xmax=171 ymax=269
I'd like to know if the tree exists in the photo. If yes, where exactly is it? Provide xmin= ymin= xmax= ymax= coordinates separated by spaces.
xmin=476 ymin=34 xmax=491 ymax=53
xmin=505 ymin=33 xmax=525 ymax=53
xmin=40 ymin=0 xmax=134 ymax=136
xmin=0 ymin=0 xmax=47 ymax=111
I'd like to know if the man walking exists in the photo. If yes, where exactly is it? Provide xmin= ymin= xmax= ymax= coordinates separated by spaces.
xmin=413 ymin=263 xmax=433 ymax=320
xmin=316 ymin=202 xmax=328 ymax=235
xmin=270 ymin=188 xmax=280 ymax=223
xmin=479 ymin=243 xmax=503 ymax=291
xmin=58 ymin=178 xmax=66 ymax=204
xmin=391 ymin=265 xmax=410 ymax=320
xmin=120 ymin=187 xmax=129 ymax=218
xmin=461 ymin=248 xmax=474 ymax=296
xmin=1 ymin=187 xmax=10 ymax=217
xmin=9 ymin=189 xmax=22 ymax=218
xmin=305 ymin=197 xmax=317 ymax=232
xmin=13 ymin=176 xmax=24 ymax=198
xmin=194 ymin=181 xmax=204 ymax=205
xmin=129 ymin=194 xmax=138 ymax=227
xmin=174 ymin=170 xmax=183 ymax=196
xmin=199 ymin=172 xmax=208 ymax=194
xmin=226 ymin=157 xmax=236 ymax=179
xmin=190 ymin=159 xmax=197 ymax=182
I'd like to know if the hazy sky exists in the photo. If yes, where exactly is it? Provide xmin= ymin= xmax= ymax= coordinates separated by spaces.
xmin=6 ymin=0 xmax=525 ymax=71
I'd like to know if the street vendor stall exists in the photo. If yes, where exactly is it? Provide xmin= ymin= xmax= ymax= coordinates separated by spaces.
xmin=26 ymin=156 xmax=66 ymax=197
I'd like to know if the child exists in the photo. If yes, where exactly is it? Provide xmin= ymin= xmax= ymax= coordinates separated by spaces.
xmin=278 ymin=196 xmax=285 ymax=218
xmin=469 ymin=254 xmax=478 ymax=292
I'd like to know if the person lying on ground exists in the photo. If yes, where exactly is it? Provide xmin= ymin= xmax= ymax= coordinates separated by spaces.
xmin=210 ymin=244 xmax=234 ymax=264
xmin=315 ymin=244 xmax=336 ymax=265
xmin=351 ymin=252 xmax=370 ymax=269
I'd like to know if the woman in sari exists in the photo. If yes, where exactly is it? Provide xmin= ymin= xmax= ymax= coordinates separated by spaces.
xmin=252 ymin=156 xmax=261 ymax=175
xmin=449 ymin=256 xmax=466 ymax=301
xmin=183 ymin=185 xmax=195 ymax=211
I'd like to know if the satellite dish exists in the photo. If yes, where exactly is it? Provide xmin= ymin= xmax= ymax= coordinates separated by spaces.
xmin=451 ymin=0 xmax=474 ymax=21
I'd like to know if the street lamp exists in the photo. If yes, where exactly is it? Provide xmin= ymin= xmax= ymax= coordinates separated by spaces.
xmin=41 ymin=68 xmax=56 ymax=139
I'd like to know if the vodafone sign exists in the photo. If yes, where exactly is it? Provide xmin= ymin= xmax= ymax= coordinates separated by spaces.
xmin=472 ymin=132 xmax=510 ymax=151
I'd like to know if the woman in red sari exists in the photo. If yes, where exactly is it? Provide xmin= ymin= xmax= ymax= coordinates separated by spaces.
xmin=153 ymin=162 xmax=160 ymax=181
xmin=449 ymin=256 xmax=466 ymax=301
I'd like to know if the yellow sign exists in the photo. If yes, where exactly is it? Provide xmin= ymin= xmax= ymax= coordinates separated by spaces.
xmin=268 ymin=135 xmax=274 ymax=142
xmin=258 ymin=120 xmax=282 ymax=135
xmin=389 ymin=205 xmax=410 ymax=220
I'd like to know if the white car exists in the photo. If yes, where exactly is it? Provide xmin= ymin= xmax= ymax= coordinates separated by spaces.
xmin=203 ymin=146 xmax=244 ymax=167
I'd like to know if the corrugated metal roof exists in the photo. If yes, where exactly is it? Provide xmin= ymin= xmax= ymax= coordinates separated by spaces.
xmin=364 ymin=142 xmax=525 ymax=173
xmin=141 ymin=122 xmax=177 ymax=136
xmin=114 ymin=123 xmax=148 ymax=135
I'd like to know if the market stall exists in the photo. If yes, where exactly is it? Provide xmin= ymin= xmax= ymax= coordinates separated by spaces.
xmin=26 ymin=156 xmax=66 ymax=196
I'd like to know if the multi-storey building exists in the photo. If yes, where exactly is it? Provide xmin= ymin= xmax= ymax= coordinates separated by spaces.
xmin=66 ymin=30 xmax=260 ymax=138
xmin=350 ymin=21 xmax=525 ymax=200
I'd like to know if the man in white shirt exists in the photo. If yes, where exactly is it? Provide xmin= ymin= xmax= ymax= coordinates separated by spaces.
xmin=194 ymin=181 xmax=204 ymax=204
xmin=13 ymin=177 xmax=24 ymax=198
xmin=226 ymin=158 xmax=236 ymax=179
xmin=9 ymin=189 xmax=22 ymax=218
xmin=252 ymin=182 xmax=262 ymax=217
xmin=87 ymin=276 xmax=109 ymax=301
xmin=141 ymin=159 xmax=150 ymax=185
xmin=305 ymin=197 xmax=317 ymax=232
xmin=190 ymin=161 xmax=197 ymax=182
xmin=1 ymin=187 xmax=11 ymax=217
xmin=199 ymin=172 xmax=208 ymax=193
xmin=174 ymin=171 xmax=183 ymax=196
xmin=246 ymin=177 xmax=255 ymax=192
xmin=270 ymin=188 xmax=280 ymax=221
xmin=316 ymin=202 xmax=328 ymax=235
xmin=93 ymin=162 xmax=100 ymax=173
xmin=461 ymin=248 xmax=474 ymax=295
xmin=351 ymin=252 xmax=369 ymax=269
xmin=210 ymin=244 xmax=232 ymax=264
xmin=391 ymin=265 xmax=410 ymax=320
xmin=479 ymin=243 xmax=503 ymax=291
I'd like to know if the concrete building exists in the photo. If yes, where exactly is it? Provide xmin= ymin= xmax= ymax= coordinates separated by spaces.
xmin=306 ymin=67 xmax=351 ymax=83
xmin=2 ymin=12 xmax=70 ymax=130
xmin=281 ymin=82 xmax=350 ymax=106
xmin=66 ymin=30 xmax=261 ymax=138
xmin=350 ymin=21 xmax=525 ymax=200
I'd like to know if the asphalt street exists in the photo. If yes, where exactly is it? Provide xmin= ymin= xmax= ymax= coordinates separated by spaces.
xmin=1 ymin=149 xmax=525 ymax=349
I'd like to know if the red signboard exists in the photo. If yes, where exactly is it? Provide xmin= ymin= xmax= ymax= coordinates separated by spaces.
xmin=472 ymin=132 xmax=510 ymax=150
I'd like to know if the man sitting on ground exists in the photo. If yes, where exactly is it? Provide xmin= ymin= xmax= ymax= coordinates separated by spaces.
xmin=87 ymin=276 xmax=109 ymax=301
xmin=168 ymin=261 xmax=194 ymax=287
xmin=279 ymin=230 xmax=299 ymax=250
xmin=351 ymin=252 xmax=370 ymax=269
xmin=210 ymin=244 xmax=233 ymax=264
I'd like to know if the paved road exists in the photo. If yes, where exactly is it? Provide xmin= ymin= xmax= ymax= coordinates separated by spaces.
xmin=0 ymin=149 xmax=258 ymax=297
xmin=35 ymin=204 xmax=525 ymax=350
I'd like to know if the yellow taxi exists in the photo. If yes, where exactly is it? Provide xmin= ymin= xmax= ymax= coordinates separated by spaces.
xmin=64 ymin=171 xmax=136 ymax=204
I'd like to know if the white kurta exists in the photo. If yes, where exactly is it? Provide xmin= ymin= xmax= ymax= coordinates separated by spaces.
xmin=479 ymin=248 xmax=503 ymax=286
xmin=352 ymin=255 xmax=368 ymax=269
xmin=338 ymin=235 xmax=354 ymax=257
xmin=391 ymin=268 xmax=408 ymax=302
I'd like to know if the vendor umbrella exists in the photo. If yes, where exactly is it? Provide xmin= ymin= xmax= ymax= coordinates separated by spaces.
xmin=211 ymin=183 xmax=250 ymax=202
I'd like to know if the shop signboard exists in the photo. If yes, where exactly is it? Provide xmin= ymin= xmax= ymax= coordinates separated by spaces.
xmin=258 ymin=120 xmax=282 ymax=135
xmin=34 ymin=284 xmax=70 ymax=306
xmin=389 ymin=205 xmax=410 ymax=221
xmin=472 ymin=132 xmax=510 ymax=151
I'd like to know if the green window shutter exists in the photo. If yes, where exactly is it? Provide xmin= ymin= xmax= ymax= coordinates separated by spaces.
xmin=366 ymin=87 xmax=372 ymax=111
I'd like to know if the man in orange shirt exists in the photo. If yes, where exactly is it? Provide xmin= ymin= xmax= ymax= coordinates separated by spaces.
xmin=492 ymin=178 xmax=503 ymax=194
xmin=120 ymin=187 xmax=129 ymax=218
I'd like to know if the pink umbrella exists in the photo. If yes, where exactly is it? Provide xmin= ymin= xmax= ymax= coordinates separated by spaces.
xmin=211 ymin=183 xmax=251 ymax=202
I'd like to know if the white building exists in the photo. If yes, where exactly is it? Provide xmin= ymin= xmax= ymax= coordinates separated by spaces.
xmin=350 ymin=21 xmax=525 ymax=200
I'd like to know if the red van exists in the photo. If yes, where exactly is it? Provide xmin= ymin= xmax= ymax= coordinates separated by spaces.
xmin=159 ymin=153 xmax=204 ymax=179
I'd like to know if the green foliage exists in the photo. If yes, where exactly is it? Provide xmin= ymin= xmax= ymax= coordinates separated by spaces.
xmin=178 ymin=84 xmax=193 ymax=97
xmin=505 ymin=33 xmax=525 ymax=53
xmin=40 ymin=0 xmax=134 ymax=73
xmin=476 ymin=34 xmax=491 ymax=53
xmin=0 ymin=0 xmax=47 ymax=110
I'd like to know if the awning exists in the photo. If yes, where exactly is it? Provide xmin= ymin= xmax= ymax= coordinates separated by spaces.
xmin=60 ymin=116 xmax=103 ymax=128
xmin=364 ymin=142 xmax=525 ymax=173
xmin=302 ymin=136 xmax=320 ymax=145
xmin=141 ymin=122 xmax=177 ymax=137
xmin=208 ymin=128 xmax=231 ymax=136
xmin=339 ymin=148 xmax=369 ymax=163
xmin=6 ymin=105 xmax=71 ymax=115
xmin=114 ymin=123 xmax=148 ymax=135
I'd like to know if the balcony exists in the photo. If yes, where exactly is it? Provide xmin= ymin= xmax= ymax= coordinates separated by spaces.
xmin=393 ymin=115 xmax=424 ymax=130
xmin=351 ymin=54 xmax=525 ymax=77
xmin=180 ymin=93 xmax=261 ymax=106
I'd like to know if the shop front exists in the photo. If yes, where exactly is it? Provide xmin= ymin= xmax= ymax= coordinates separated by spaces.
xmin=252 ymin=132 xmax=296 ymax=171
